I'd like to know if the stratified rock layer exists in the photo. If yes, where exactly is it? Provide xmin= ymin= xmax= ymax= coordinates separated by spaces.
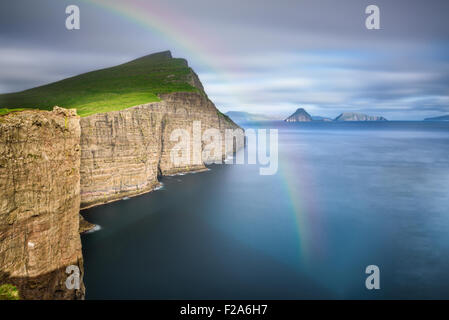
xmin=80 ymin=92 xmax=243 ymax=209
xmin=0 ymin=107 xmax=84 ymax=299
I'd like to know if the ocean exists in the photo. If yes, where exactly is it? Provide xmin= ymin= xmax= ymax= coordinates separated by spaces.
xmin=81 ymin=121 xmax=449 ymax=299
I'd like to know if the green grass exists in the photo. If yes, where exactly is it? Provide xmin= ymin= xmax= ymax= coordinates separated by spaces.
xmin=0 ymin=108 xmax=25 ymax=116
xmin=0 ymin=51 xmax=200 ymax=117
xmin=0 ymin=284 xmax=20 ymax=300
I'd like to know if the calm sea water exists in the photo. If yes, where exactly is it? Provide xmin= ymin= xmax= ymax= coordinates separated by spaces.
xmin=81 ymin=121 xmax=449 ymax=299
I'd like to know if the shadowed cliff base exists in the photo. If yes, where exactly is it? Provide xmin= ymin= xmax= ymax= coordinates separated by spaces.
xmin=0 ymin=261 xmax=85 ymax=300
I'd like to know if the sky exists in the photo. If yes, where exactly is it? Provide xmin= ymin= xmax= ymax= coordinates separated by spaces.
xmin=0 ymin=0 xmax=448 ymax=120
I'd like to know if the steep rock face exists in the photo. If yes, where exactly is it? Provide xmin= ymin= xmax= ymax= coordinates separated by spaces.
xmin=0 ymin=107 xmax=84 ymax=299
xmin=80 ymin=92 xmax=243 ymax=209
xmin=79 ymin=105 xmax=163 ymax=209
xmin=285 ymin=108 xmax=312 ymax=122
xmin=334 ymin=112 xmax=387 ymax=121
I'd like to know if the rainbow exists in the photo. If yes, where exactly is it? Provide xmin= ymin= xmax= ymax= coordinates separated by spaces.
xmin=277 ymin=146 xmax=325 ymax=266
xmin=238 ymin=120 xmax=325 ymax=267
xmin=79 ymin=0 xmax=321 ymax=266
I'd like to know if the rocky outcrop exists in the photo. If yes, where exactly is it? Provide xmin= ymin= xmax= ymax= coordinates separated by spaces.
xmin=334 ymin=112 xmax=387 ymax=121
xmin=285 ymin=108 xmax=312 ymax=122
xmin=0 ymin=107 xmax=84 ymax=299
xmin=80 ymin=92 xmax=243 ymax=209
xmin=79 ymin=214 xmax=95 ymax=234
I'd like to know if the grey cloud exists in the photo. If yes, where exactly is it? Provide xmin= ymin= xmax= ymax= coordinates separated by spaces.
xmin=1 ymin=0 xmax=448 ymax=119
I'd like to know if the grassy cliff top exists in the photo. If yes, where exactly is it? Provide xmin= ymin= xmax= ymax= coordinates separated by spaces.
xmin=0 ymin=51 xmax=202 ymax=117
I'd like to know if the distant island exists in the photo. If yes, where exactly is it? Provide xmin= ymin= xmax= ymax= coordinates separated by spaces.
xmin=285 ymin=108 xmax=313 ymax=122
xmin=334 ymin=112 xmax=387 ymax=121
xmin=225 ymin=111 xmax=278 ymax=122
xmin=227 ymin=108 xmax=449 ymax=123
xmin=424 ymin=115 xmax=449 ymax=121
xmin=284 ymin=108 xmax=387 ymax=122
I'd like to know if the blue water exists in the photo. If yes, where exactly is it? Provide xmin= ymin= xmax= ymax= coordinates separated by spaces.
xmin=81 ymin=121 xmax=449 ymax=299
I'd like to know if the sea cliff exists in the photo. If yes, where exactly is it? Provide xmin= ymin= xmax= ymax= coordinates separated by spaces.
xmin=80 ymin=91 xmax=241 ymax=209
xmin=0 ymin=54 xmax=243 ymax=299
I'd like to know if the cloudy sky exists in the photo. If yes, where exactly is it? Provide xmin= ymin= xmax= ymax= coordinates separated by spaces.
xmin=1 ymin=0 xmax=448 ymax=120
